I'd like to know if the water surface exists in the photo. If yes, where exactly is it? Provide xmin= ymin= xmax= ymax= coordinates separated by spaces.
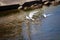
xmin=22 ymin=5 xmax=60 ymax=40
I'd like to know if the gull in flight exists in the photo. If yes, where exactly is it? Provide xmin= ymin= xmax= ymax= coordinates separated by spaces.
xmin=26 ymin=11 xmax=39 ymax=20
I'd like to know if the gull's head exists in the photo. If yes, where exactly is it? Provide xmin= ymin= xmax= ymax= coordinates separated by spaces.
xmin=18 ymin=6 xmax=22 ymax=9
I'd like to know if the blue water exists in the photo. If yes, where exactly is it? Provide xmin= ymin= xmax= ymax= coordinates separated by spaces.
xmin=39 ymin=5 xmax=60 ymax=40
xmin=22 ymin=5 xmax=60 ymax=40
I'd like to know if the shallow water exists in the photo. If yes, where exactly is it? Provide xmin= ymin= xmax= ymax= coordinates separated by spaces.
xmin=0 ymin=5 xmax=60 ymax=40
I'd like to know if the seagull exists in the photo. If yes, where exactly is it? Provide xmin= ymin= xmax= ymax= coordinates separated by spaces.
xmin=26 ymin=11 xmax=39 ymax=20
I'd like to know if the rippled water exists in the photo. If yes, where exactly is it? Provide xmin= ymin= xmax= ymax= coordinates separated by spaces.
xmin=22 ymin=5 xmax=60 ymax=40
xmin=0 ymin=5 xmax=60 ymax=40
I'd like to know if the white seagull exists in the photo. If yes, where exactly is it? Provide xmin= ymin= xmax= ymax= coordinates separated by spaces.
xmin=26 ymin=11 xmax=39 ymax=20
